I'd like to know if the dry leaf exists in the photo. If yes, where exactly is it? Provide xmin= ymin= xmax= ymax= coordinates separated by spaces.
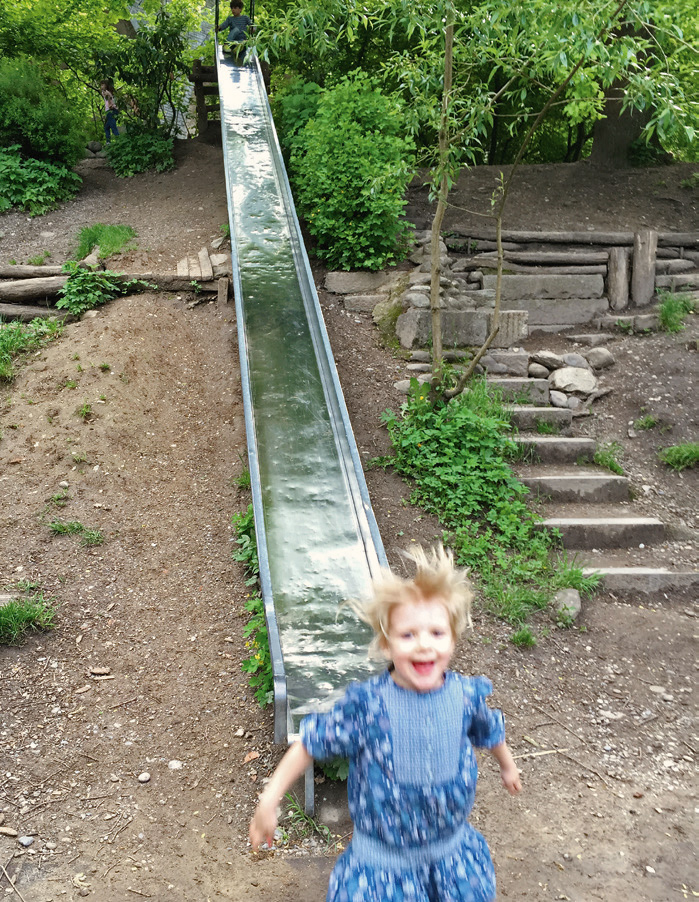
xmin=243 ymin=750 xmax=260 ymax=763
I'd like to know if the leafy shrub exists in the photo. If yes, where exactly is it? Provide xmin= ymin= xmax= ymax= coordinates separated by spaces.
xmin=289 ymin=72 xmax=415 ymax=271
xmin=658 ymin=442 xmax=699 ymax=471
xmin=232 ymin=504 xmax=274 ymax=707
xmin=0 ymin=145 xmax=82 ymax=215
xmin=380 ymin=378 xmax=597 ymax=625
xmin=272 ymin=77 xmax=322 ymax=158
xmin=57 ymin=262 xmax=152 ymax=315
xmin=0 ymin=58 xmax=85 ymax=166
xmin=105 ymin=129 xmax=175 ymax=178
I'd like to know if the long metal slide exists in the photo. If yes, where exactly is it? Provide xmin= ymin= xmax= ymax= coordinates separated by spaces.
xmin=216 ymin=51 xmax=387 ymax=807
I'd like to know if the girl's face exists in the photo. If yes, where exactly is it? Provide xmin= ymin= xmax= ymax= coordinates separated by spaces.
xmin=383 ymin=598 xmax=455 ymax=693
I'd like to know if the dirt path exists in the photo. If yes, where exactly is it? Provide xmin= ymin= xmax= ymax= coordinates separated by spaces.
xmin=1 ymin=141 xmax=697 ymax=901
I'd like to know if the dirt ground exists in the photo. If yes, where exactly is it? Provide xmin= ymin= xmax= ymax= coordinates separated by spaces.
xmin=0 ymin=139 xmax=697 ymax=902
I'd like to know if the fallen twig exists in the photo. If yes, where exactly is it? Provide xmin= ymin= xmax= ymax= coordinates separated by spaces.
xmin=513 ymin=747 xmax=569 ymax=761
xmin=109 ymin=696 xmax=138 ymax=711
xmin=0 ymin=861 xmax=30 ymax=902
xmin=558 ymin=751 xmax=610 ymax=787
xmin=531 ymin=702 xmax=588 ymax=745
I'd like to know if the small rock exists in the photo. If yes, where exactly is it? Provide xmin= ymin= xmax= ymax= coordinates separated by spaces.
xmin=18 ymin=835 xmax=35 ymax=847
xmin=531 ymin=350 xmax=564 ymax=370
xmin=168 ymin=759 xmax=183 ymax=770
xmin=87 ymin=141 xmax=102 ymax=153
xmin=549 ymin=390 xmax=568 ymax=408
xmin=0 ymin=827 xmax=18 ymax=837
xmin=234 ymin=728 xmax=245 ymax=737
xmin=553 ymin=588 xmax=582 ymax=622
xmin=528 ymin=362 xmax=549 ymax=379
xmin=648 ymin=686 xmax=665 ymax=694
xmin=211 ymin=236 xmax=225 ymax=249
xmin=562 ymin=353 xmax=591 ymax=369
xmin=45 ymin=841 xmax=57 ymax=849
xmin=645 ymin=865 xmax=656 ymax=874
xmin=567 ymin=396 xmax=583 ymax=411
xmin=585 ymin=347 xmax=615 ymax=369
xmin=138 ymin=772 xmax=151 ymax=784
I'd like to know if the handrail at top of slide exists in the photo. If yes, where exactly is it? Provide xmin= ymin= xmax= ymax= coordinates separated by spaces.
xmin=216 ymin=48 xmax=387 ymax=747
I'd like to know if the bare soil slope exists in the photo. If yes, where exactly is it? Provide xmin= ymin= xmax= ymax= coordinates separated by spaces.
xmin=0 ymin=141 xmax=697 ymax=902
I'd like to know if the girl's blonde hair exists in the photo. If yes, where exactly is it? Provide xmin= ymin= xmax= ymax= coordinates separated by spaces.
xmin=351 ymin=545 xmax=473 ymax=659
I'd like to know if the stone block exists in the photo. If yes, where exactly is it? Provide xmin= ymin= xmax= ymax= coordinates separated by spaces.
xmin=480 ymin=350 xmax=529 ymax=377
xmin=482 ymin=273 xmax=605 ymax=300
xmin=633 ymin=313 xmax=658 ymax=331
xmin=502 ymin=296 xmax=608 ymax=325
xmin=343 ymin=293 xmax=385 ymax=312
xmin=486 ymin=310 xmax=528 ymax=347
xmin=326 ymin=270 xmax=398 ymax=294
xmin=395 ymin=309 xmax=489 ymax=349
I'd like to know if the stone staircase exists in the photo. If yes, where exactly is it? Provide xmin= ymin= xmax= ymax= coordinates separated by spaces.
xmin=485 ymin=376 xmax=699 ymax=596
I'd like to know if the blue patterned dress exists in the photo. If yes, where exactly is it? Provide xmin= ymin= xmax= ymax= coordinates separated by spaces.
xmin=299 ymin=669 xmax=506 ymax=902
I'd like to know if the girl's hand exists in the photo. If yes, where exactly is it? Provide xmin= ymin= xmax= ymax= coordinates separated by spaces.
xmin=249 ymin=799 xmax=278 ymax=850
xmin=500 ymin=761 xmax=522 ymax=795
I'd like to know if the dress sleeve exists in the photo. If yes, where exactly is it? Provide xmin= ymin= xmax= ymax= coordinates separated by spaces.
xmin=466 ymin=676 xmax=506 ymax=749
xmin=299 ymin=683 xmax=364 ymax=761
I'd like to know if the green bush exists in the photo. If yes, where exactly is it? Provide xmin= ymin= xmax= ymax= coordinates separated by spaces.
xmin=0 ymin=145 xmax=82 ymax=215
xmin=657 ymin=292 xmax=695 ymax=333
xmin=658 ymin=442 xmax=699 ymax=471
xmin=0 ymin=58 xmax=85 ymax=166
xmin=272 ymin=77 xmax=322 ymax=158
xmin=289 ymin=72 xmax=415 ymax=271
xmin=105 ymin=129 xmax=175 ymax=178
xmin=57 ymin=262 xmax=152 ymax=316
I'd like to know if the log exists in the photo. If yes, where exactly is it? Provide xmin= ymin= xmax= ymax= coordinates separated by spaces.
xmin=0 ymin=276 xmax=68 ymax=300
xmin=459 ymin=229 xmax=699 ymax=248
xmin=0 ymin=265 xmax=64 ymax=278
xmin=655 ymin=273 xmax=699 ymax=290
xmin=655 ymin=259 xmax=696 ymax=275
xmin=631 ymin=229 xmax=658 ymax=307
xmin=478 ymin=250 xmax=609 ymax=265
xmin=466 ymin=263 xmax=608 ymax=276
xmin=0 ymin=303 xmax=71 ymax=323
xmin=607 ymin=247 xmax=630 ymax=311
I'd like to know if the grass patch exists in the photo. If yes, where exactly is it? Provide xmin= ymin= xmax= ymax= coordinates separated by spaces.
xmin=510 ymin=626 xmax=537 ymax=647
xmin=0 ymin=589 xmax=56 ymax=645
xmin=0 ymin=318 xmax=62 ymax=381
xmin=73 ymin=223 xmax=137 ymax=260
xmin=27 ymin=251 xmax=51 ymax=266
xmin=593 ymin=441 xmax=625 ymax=475
xmin=658 ymin=442 xmax=699 ymax=471
xmin=657 ymin=292 xmax=695 ymax=333
xmin=634 ymin=414 xmax=658 ymax=431
xmin=75 ymin=401 xmax=92 ymax=421
xmin=381 ymin=377 xmax=597 ymax=628
xmin=536 ymin=419 xmax=560 ymax=435
xmin=48 ymin=520 xmax=104 ymax=546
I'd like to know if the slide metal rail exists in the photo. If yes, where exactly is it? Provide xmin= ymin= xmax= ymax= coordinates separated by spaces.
xmin=216 ymin=47 xmax=386 ymax=781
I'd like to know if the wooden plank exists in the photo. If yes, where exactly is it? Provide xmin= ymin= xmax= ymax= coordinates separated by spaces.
xmin=631 ymin=229 xmax=658 ymax=307
xmin=217 ymin=277 xmax=230 ymax=305
xmin=473 ymin=250 xmax=609 ymax=265
xmin=0 ymin=276 xmax=68 ymax=301
xmin=198 ymin=247 xmax=214 ymax=282
xmin=0 ymin=303 xmax=70 ymax=322
xmin=188 ymin=255 xmax=201 ymax=280
xmin=0 ymin=265 xmax=64 ymax=278
xmin=608 ymin=247 xmax=630 ymax=311
xmin=176 ymin=258 xmax=189 ymax=277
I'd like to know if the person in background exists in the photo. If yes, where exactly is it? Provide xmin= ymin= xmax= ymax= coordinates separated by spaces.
xmin=100 ymin=79 xmax=119 ymax=144
xmin=217 ymin=1 xmax=252 ymax=61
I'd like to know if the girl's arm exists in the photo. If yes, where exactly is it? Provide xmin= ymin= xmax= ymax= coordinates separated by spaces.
xmin=249 ymin=740 xmax=313 ymax=849
xmin=489 ymin=741 xmax=522 ymax=795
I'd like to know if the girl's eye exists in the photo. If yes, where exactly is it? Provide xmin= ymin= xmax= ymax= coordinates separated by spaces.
xmin=400 ymin=632 xmax=413 ymax=640
xmin=433 ymin=630 xmax=445 ymax=638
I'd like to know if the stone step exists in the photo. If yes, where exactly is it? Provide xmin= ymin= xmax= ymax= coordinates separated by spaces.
xmin=543 ymin=516 xmax=666 ymax=549
xmin=507 ymin=405 xmax=572 ymax=433
xmin=487 ymin=377 xmax=549 ymax=405
xmin=521 ymin=471 xmax=630 ymax=503
xmin=581 ymin=565 xmax=699 ymax=595
xmin=514 ymin=435 xmax=596 ymax=463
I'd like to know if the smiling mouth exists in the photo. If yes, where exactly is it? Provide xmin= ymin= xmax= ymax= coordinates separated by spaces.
xmin=412 ymin=661 xmax=435 ymax=675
